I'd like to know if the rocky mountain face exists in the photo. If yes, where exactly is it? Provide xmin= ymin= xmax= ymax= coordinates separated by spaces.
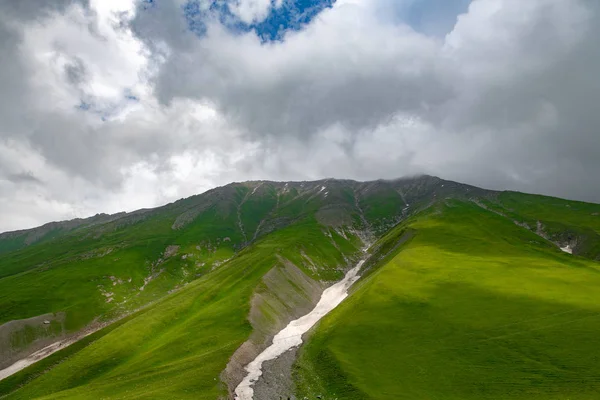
xmin=0 ymin=175 xmax=492 ymax=254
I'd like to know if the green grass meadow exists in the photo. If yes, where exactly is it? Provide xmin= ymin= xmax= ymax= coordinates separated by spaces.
xmin=294 ymin=201 xmax=600 ymax=399
xmin=1 ymin=217 xmax=360 ymax=399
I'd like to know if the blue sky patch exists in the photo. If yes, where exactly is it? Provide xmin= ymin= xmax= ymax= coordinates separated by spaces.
xmin=380 ymin=0 xmax=472 ymax=36
xmin=252 ymin=0 xmax=336 ymax=41
xmin=77 ymin=100 xmax=92 ymax=111
xmin=177 ymin=0 xmax=471 ymax=41
xmin=124 ymin=88 xmax=140 ymax=102
xmin=75 ymin=90 xmax=139 ymax=122
xmin=182 ymin=0 xmax=336 ymax=42
xmin=141 ymin=0 xmax=156 ymax=10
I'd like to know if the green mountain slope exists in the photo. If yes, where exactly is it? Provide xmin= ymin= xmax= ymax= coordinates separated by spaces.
xmin=1 ymin=175 xmax=599 ymax=399
xmin=0 ymin=177 xmax=482 ymax=340
xmin=294 ymin=199 xmax=600 ymax=400
xmin=0 ymin=213 xmax=130 ymax=255
xmin=483 ymin=192 xmax=600 ymax=259
xmin=2 ymin=219 xmax=360 ymax=399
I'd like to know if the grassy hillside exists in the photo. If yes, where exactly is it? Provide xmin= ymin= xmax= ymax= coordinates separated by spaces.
xmin=0 ymin=176 xmax=455 ymax=341
xmin=294 ymin=200 xmax=600 ymax=399
xmin=0 ymin=213 xmax=128 ymax=255
xmin=487 ymin=192 xmax=600 ymax=259
xmin=1 ymin=215 xmax=361 ymax=399
xmin=2 ymin=175 xmax=600 ymax=399
xmin=0 ymin=181 xmax=364 ymax=361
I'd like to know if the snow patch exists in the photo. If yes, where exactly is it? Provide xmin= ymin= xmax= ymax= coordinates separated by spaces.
xmin=560 ymin=245 xmax=573 ymax=254
xmin=251 ymin=183 xmax=263 ymax=196
xmin=234 ymin=259 xmax=365 ymax=400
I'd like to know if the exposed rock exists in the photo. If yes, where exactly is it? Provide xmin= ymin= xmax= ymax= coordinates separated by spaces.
xmin=164 ymin=245 xmax=180 ymax=258
xmin=172 ymin=206 xmax=207 ymax=230
xmin=139 ymin=268 xmax=165 ymax=292
xmin=314 ymin=206 xmax=353 ymax=228
xmin=253 ymin=348 xmax=298 ymax=400
xmin=212 ymin=258 xmax=232 ymax=270
xmin=77 ymin=246 xmax=118 ymax=261
xmin=109 ymin=275 xmax=123 ymax=286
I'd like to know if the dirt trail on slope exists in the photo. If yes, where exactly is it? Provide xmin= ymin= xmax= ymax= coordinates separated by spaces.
xmin=0 ymin=312 xmax=67 ymax=371
xmin=0 ymin=317 xmax=109 ymax=381
xmin=0 ymin=301 xmax=156 ymax=382
xmin=0 ymin=337 xmax=77 ymax=380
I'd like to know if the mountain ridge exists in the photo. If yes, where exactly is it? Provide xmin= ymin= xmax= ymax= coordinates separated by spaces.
xmin=0 ymin=174 xmax=486 ymax=251
xmin=1 ymin=174 xmax=600 ymax=399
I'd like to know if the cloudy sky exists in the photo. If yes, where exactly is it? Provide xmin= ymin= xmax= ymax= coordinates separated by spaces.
xmin=0 ymin=0 xmax=598 ymax=232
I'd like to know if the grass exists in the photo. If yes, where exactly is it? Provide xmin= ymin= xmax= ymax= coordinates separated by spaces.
xmin=0 ymin=198 xmax=245 ymax=340
xmin=0 ymin=181 xmax=367 ymax=335
xmin=0 ymin=180 xmax=369 ymax=399
xmin=294 ymin=200 xmax=600 ymax=399
xmin=0 ymin=310 xmax=146 ymax=397
xmin=484 ymin=192 xmax=600 ymax=259
xmin=1 ymin=216 xmax=361 ymax=399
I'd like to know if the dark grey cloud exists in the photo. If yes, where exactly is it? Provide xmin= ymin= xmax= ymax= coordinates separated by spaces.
xmin=125 ymin=0 xmax=600 ymax=203
xmin=146 ymin=20 xmax=452 ymax=138
xmin=0 ymin=23 xmax=29 ymax=136
xmin=5 ymin=172 xmax=43 ymax=185
xmin=0 ymin=0 xmax=152 ymax=188
xmin=430 ymin=0 xmax=600 ymax=201
xmin=64 ymin=56 xmax=88 ymax=85
xmin=130 ymin=0 xmax=193 ymax=51
xmin=2 ymin=0 xmax=89 ymax=21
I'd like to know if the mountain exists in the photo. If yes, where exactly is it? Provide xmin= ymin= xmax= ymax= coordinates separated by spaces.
xmin=1 ymin=175 xmax=599 ymax=399
xmin=0 ymin=212 xmax=128 ymax=255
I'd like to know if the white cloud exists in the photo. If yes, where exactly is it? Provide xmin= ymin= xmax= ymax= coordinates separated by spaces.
xmin=20 ymin=1 xmax=149 ymax=118
xmin=229 ymin=0 xmax=276 ymax=24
